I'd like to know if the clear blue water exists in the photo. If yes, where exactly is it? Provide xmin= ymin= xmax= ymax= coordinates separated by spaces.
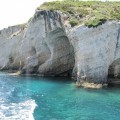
xmin=0 ymin=72 xmax=120 ymax=120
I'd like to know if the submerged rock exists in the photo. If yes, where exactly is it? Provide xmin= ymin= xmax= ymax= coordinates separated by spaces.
xmin=76 ymin=81 xmax=107 ymax=89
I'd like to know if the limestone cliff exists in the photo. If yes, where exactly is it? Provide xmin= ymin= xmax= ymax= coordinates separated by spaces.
xmin=0 ymin=10 xmax=120 ymax=87
xmin=0 ymin=10 xmax=74 ymax=76
xmin=67 ymin=21 xmax=120 ymax=85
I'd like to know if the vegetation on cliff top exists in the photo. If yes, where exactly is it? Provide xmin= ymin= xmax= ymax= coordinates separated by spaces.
xmin=38 ymin=0 xmax=120 ymax=27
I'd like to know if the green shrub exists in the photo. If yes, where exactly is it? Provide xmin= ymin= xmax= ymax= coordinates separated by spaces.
xmin=77 ymin=8 xmax=89 ymax=17
xmin=67 ymin=10 xmax=74 ymax=15
xmin=85 ymin=18 xmax=106 ymax=28
xmin=69 ymin=19 xmax=79 ymax=27
xmin=110 ymin=8 xmax=120 ymax=20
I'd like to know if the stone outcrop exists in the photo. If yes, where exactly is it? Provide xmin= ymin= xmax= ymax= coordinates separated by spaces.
xmin=0 ymin=10 xmax=120 ymax=87
xmin=0 ymin=10 xmax=74 ymax=76
xmin=67 ymin=22 xmax=120 ymax=85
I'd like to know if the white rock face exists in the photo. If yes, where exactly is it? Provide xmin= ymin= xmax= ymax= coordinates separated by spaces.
xmin=68 ymin=21 xmax=120 ymax=83
xmin=0 ymin=10 xmax=74 ymax=76
xmin=0 ymin=10 xmax=120 ymax=84
xmin=0 ymin=25 xmax=25 ymax=70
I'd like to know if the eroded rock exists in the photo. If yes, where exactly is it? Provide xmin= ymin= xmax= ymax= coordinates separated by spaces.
xmin=67 ymin=21 xmax=120 ymax=84
xmin=0 ymin=10 xmax=120 ymax=86
xmin=0 ymin=10 xmax=75 ymax=76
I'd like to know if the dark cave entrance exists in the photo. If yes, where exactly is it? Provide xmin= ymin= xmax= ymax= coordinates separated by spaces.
xmin=108 ymin=58 xmax=120 ymax=86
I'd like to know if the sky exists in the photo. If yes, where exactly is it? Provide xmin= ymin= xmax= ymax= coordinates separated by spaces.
xmin=0 ymin=0 xmax=54 ymax=30
xmin=0 ymin=0 xmax=119 ymax=30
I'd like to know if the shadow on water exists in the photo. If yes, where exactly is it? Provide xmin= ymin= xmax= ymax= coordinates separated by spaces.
xmin=16 ymin=74 xmax=74 ymax=84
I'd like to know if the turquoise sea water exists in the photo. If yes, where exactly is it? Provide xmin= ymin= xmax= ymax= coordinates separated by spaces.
xmin=0 ymin=73 xmax=120 ymax=120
